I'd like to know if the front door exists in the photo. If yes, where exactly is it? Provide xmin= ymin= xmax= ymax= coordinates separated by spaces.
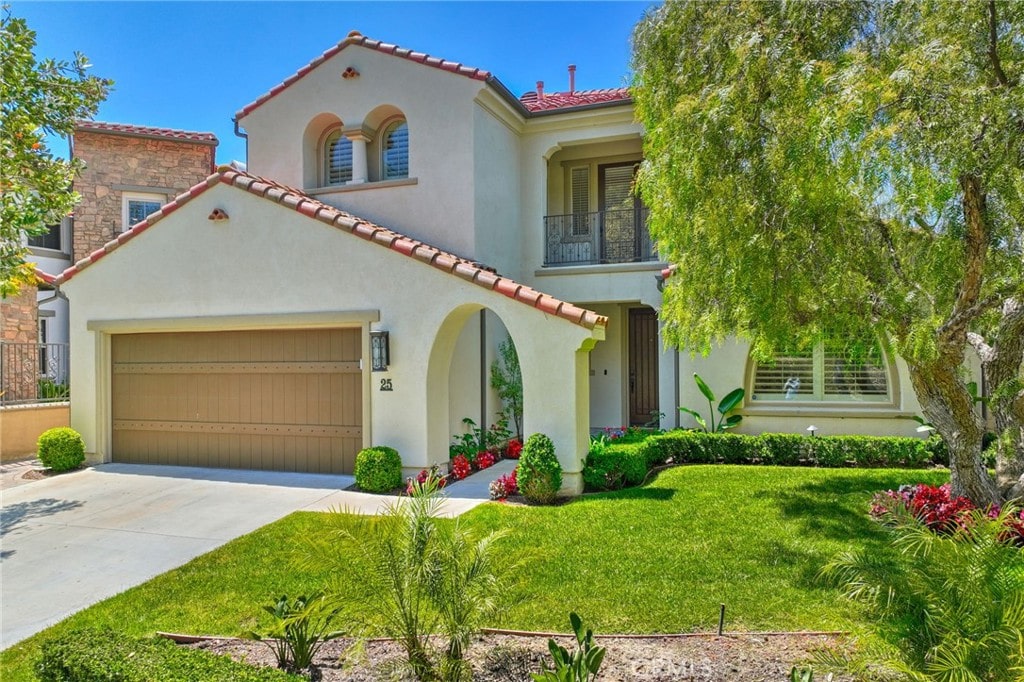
xmin=628 ymin=307 xmax=659 ymax=426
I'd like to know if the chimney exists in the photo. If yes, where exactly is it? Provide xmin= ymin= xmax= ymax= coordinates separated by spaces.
xmin=568 ymin=64 xmax=576 ymax=94
xmin=536 ymin=80 xmax=544 ymax=100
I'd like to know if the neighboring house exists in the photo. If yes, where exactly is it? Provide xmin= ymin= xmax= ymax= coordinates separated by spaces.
xmin=24 ymin=122 xmax=218 ymax=355
xmin=52 ymin=33 xmax=954 ymax=492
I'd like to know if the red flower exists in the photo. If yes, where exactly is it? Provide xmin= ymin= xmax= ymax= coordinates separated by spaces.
xmin=506 ymin=439 xmax=523 ymax=459
xmin=476 ymin=451 xmax=496 ymax=470
xmin=451 ymin=454 xmax=471 ymax=480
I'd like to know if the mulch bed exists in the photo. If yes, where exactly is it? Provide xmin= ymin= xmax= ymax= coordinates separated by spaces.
xmin=183 ymin=631 xmax=855 ymax=681
xmin=20 ymin=466 xmax=83 ymax=481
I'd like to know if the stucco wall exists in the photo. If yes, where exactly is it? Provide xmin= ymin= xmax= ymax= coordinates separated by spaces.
xmin=240 ymin=46 xmax=484 ymax=260
xmin=62 ymin=183 xmax=600 ymax=491
xmin=0 ymin=404 xmax=70 ymax=461
xmin=472 ymin=103 xmax=522 ymax=278
xmin=72 ymin=131 xmax=216 ymax=263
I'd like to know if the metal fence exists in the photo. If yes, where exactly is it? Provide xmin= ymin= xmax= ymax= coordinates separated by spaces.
xmin=0 ymin=342 xmax=70 ymax=405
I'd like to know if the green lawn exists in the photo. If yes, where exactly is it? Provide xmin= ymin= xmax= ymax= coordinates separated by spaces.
xmin=0 ymin=465 xmax=946 ymax=680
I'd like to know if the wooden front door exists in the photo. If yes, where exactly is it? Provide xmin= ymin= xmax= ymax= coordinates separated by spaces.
xmin=628 ymin=308 xmax=659 ymax=425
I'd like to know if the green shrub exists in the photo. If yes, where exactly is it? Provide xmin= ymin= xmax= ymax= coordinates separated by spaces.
xmin=354 ymin=446 xmax=402 ymax=493
xmin=36 ymin=628 xmax=298 ymax=681
xmin=248 ymin=592 xmax=344 ymax=671
xmin=517 ymin=433 xmax=562 ymax=504
xmin=925 ymin=434 xmax=949 ymax=465
xmin=583 ymin=443 xmax=647 ymax=491
xmin=754 ymin=433 xmax=809 ymax=465
xmin=36 ymin=427 xmax=85 ymax=472
xmin=650 ymin=430 xmax=713 ymax=464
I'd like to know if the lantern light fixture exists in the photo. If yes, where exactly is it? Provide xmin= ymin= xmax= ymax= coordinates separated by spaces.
xmin=370 ymin=330 xmax=390 ymax=372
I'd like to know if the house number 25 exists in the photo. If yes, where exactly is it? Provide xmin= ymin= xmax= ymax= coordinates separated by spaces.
xmin=379 ymin=378 xmax=393 ymax=391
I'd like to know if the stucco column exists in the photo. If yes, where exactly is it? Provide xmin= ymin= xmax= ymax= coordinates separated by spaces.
xmin=343 ymin=128 xmax=371 ymax=185
xmin=521 ymin=338 xmax=598 ymax=496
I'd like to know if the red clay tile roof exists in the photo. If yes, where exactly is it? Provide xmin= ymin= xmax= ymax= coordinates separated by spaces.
xmin=52 ymin=167 xmax=607 ymax=331
xmin=75 ymin=121 xmax=219 ymax=145
xmin=519 ymin=88 xmax=632 ymax=112
xmin=235 ymin=31 xmax=491 ymax=120
xmin=235 ymin=31 xmax=631 ymax=120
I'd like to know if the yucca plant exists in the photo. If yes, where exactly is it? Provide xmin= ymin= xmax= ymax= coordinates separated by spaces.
xmin=822 ymin=505 xmax=1024 ymax=681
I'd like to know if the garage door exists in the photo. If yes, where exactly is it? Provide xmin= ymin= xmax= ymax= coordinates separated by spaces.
xmin=111 ymin=329 xmax=362 ymax=474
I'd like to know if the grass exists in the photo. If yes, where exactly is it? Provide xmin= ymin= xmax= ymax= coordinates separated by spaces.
xmin=0 ymin=464 xmax=946 ymax=680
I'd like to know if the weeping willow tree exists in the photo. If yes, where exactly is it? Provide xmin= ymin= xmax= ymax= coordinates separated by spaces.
xmin=633 ymin=0 xmax=1024 ymax=505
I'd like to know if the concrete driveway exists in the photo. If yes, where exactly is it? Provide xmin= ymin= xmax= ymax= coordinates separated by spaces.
xmin=0 ymin=462 xmax=487 ymax=649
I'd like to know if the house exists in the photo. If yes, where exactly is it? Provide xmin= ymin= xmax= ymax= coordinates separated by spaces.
xmin=53 ymin=33 xmax=941 ymax=492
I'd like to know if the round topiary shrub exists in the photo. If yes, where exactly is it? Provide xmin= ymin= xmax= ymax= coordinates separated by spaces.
xmin=354 ymin=446 xmax=403 ymax=493
xmin=37 ymin=427 xmax=85 ymax=472
xmin=516 ymin=433 xmax=562 ymax=504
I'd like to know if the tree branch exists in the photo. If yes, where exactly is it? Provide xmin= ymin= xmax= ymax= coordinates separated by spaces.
xmin=942 ymin=174 xmax=990 ymax=346
xmin=988 ymin=1 xmax=1015 ymax=87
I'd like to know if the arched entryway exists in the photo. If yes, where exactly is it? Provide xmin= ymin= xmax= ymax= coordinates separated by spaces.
xmin=425 ymin=302 xmax=602 ymax=494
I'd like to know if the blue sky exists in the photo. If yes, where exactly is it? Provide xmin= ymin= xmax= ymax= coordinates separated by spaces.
xmin=13 ymin=1 xmax=654 ymax=163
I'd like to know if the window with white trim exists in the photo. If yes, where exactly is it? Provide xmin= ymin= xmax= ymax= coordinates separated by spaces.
xmin=380 ymin=119 xmax=408 ymax=180
xmin=324 ymin=129 xmax=353 ymax=185
xmin=121 ymin=192 xmax=165 ymax=233
xmin=749 ymin=339 xmax=891 ymax=403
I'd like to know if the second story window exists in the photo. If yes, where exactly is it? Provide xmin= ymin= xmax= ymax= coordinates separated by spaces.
xmin=324 ymin=130 xmax=353 ymax=185
xmin=28 ymin=223 xmax=62 ymax=251
xmin=121 ymin=192 xmax=165 ymax=233
xmin=381 ymin=119 xmax=408 ymax=180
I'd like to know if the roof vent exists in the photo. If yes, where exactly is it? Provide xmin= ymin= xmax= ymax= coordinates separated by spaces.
xmin=208 ymin=208 xmax=229 ymax=222
xmin=536 ymin=80 xmax=544 ymax=100
xmin=568 ymin=64 xmax=576 ymax=94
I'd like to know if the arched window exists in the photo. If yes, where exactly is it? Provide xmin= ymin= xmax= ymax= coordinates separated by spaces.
xmin=381 ymin=119 xmax=408 ymax=180
xmin=324 ymin=130 xmax=353 ymax=185
xmin=748 ymin=337 xmax=892 ymax=404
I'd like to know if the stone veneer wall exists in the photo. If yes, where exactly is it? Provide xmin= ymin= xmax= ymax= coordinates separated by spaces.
xmin=72 ymin=131 xmax=217 ymax=263
xmin=1 ymin=285 xmax=40 ymax=402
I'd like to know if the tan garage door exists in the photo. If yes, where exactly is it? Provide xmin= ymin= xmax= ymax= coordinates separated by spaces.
xmin=112 ymin=329 xmax=362 ymax=474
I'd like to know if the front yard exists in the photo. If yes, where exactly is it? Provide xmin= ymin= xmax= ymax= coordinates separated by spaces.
xmin=0 ymin=464 xmax=947 ymax=680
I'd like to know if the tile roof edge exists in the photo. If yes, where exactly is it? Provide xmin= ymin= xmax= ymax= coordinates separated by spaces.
xmin=75 ymin=121 xmax=219 ymax=145
xmin=235 ymin=32 xmax=491 ymax=121
xmin=53 ymin=166 xmax=607 ymax=332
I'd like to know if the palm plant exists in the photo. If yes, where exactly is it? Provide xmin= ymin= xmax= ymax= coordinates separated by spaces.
xmin=304 ymin=490 xmax=507 ymax=681
xmin=821 ymin=506 xmax=1024 ymax=681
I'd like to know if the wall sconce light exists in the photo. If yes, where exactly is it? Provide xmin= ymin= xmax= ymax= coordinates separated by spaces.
xmin=806 ymin=425 xmax=818 ymax=438
xmin=370 ymin=330 xmax=390 ymax=372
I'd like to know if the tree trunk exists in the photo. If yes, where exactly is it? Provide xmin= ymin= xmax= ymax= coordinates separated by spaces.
xmin=971 ymin=299 xmax=1024 ymax=500
xmin=906 ymin=359 xmax=1000 ymax=506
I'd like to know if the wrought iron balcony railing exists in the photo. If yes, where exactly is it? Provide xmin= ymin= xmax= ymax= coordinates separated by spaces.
xmin=544 ymin=207 xmax=655 ymax=267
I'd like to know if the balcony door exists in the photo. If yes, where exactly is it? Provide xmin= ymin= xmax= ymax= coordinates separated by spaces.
xmin=598 ymin=163 xmax=644 ymax=263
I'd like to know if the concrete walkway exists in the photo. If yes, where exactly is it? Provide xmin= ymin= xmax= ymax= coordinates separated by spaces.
xmin=0 ymin=461 xmax=500 ymax=649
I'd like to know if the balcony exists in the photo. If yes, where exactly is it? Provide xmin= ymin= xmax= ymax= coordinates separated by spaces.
xmin=544 ymin=207 xmax=655 ymax=267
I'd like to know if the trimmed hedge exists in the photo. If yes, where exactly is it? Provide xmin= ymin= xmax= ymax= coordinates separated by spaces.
xmin=36 ymin=629 xmax=298 ymax=681
xmin=354 ymin=446 xmax=403 ymax=493
xmin=583 ymin=443 xmax=647 ymax=491
xmin=582 ymin=429 xmax=940 ymax=492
